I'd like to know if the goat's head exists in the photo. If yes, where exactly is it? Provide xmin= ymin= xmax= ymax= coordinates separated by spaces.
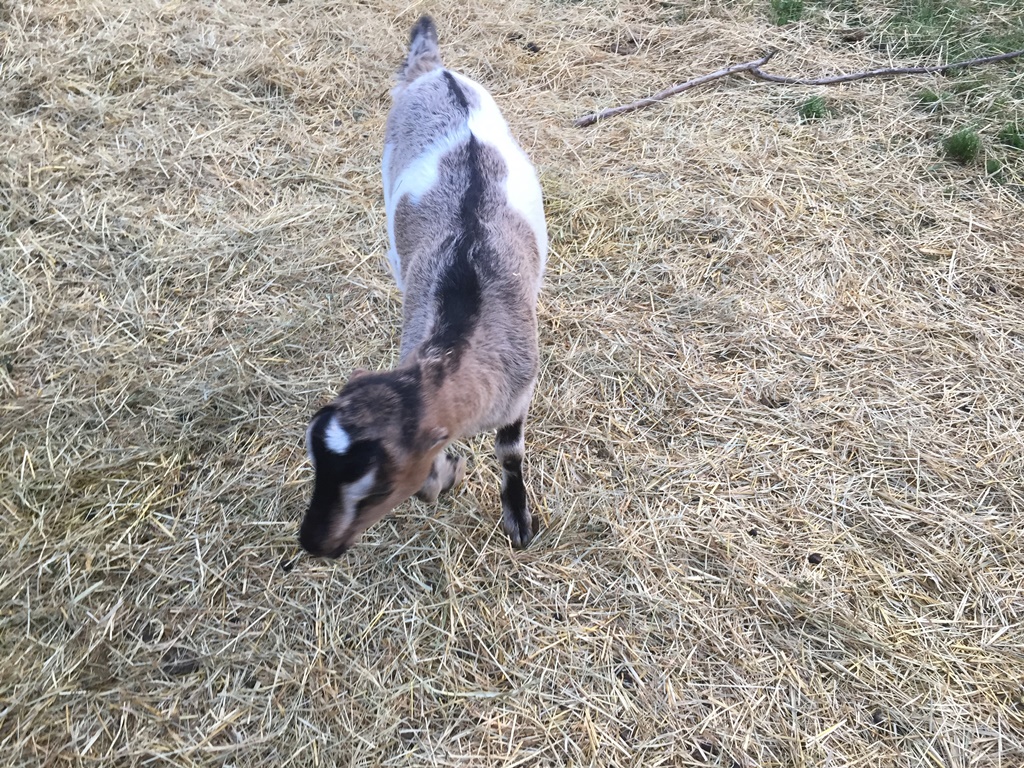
xmin=298 ymin=368 xmax=447 ymax=557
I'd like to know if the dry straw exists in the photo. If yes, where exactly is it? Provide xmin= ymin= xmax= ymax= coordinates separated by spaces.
xmin=2 ymin=0 xmax=1024 ymax=766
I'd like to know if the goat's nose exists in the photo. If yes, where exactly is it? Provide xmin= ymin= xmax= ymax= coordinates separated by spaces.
xmin=298 ymin=525 xmax=323 ymax=557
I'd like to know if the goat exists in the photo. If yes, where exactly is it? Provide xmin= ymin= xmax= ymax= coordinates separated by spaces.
xmin=299 ymin=15 xmax=547 ymax=557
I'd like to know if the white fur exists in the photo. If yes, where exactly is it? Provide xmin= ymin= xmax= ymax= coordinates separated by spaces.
xmin=382 ymin=126 xmax=472 ymax=290
xmin=324 ymin=418 xmax=351 ymax=455
xmin=337 ymin=468 xmax=378 ymax=535
xmin=454 ymin=72 xmax=548 ymax=267
xmin=345 ymin=468 xmax=377 ymax=507
xmin=346 ymin=468 xmax=378 ymax=528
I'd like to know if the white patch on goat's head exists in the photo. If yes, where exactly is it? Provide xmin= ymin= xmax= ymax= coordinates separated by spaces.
xmin=324 ymin=418 xmax=351 ymax=455
xmin=329 ymin=467 xmax=379 ymax=548
xmin=344 ymin=468 xmax=378 ymax=514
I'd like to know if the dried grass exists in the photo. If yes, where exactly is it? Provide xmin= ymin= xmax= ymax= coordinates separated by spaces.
xmin=2 ymin=1 xmax=1024 ymax=766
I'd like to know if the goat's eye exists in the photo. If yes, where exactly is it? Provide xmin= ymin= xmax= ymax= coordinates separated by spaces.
xmin=356 ymin=487 xmax=390 ymax=513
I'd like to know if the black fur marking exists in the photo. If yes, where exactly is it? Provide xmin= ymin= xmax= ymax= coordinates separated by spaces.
xmin=496 ymin=419 xmax=523 ymax=447
xmin=443 ymin=71 xmax=469 ymax=111
xmin=342 ymin=367 xmax=423 ymax=445
xmin=501 ymin=462 xmax=529 ymax=538
xmin=393 ymin=367 xmax=425 ymax=444
xmin=308 ymin=439 xmax=377 ymax=510
xmin=431 ymin=235 xmax=481 ymax=357
xmin=503 ymin=473 xmax=527 ymax=506
xmin=427 ymin=136 xmax=487 ymax=362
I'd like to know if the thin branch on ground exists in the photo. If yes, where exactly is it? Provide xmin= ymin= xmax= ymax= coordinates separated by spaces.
xmin=574 ymin=48 xmax=1024 ymax=127
xmin=574 ymin=52 xmax=776 ymax=127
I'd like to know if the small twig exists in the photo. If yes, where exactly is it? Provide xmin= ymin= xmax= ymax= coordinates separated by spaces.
xmin=749 ymin=48 xmax=1024 ymax=85
xmin=573 ymin=52 xmax=776 ymax=128
xmin=574 ymin=48 xmax=1024 ymax=127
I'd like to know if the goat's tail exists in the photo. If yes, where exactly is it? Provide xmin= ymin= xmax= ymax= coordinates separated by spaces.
xmin=397 ymin=15 xmax=443 ymax=87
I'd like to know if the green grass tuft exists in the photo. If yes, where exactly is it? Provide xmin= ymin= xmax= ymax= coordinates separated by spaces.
xmin=914 ymin=88 xmax=946 ymax=113
xmin=879 ymin=0 xmax=1024 ymax=59
xmin=798 ymin=95 xmax=830 ymax=121
xmin=943 ymin=127 xmax=982 ymax=163
xmin=771 ymin=0 xmax=804 ymax=25
xmin=997 ymin=123 xmax=1024 ymax=150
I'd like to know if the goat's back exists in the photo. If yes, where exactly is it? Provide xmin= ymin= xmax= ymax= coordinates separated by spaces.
xmin=382 ymin=22 xmax=547 ymax=303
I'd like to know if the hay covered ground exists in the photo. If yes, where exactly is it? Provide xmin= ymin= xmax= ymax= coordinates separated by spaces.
xmin=3 ymin=0 xmax=1024 ymax=765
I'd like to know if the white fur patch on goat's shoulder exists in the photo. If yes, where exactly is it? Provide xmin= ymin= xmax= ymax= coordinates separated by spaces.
xmin=383 ymin=128 xmax=471 ymax=274
xmin=454 ymin=72 xmax=548 ymax=265
xmin=323 ymin=419 xmax=351 ymax=455
xmin=385 ymin=130 xmax=470 ymax=210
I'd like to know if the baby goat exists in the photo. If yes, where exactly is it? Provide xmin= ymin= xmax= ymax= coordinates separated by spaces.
xmin=299 ymin=15 xmax=547 ymax=557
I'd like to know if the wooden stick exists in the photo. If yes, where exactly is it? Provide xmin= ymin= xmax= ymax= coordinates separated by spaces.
xmin=574 ymin=48 xmax=1024 ymax=127
xmin=573 ymin=52 xmax=776 ymax=128
xmin=749 ymin=48 xmax=1024 ymax=85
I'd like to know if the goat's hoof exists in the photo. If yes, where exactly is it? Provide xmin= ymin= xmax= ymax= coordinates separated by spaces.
xmin=503 ymin=506 xmax=537 ymax=549
xmin=415 ymin=485 xmax=440 ymax=504
xmin=444 ymin=455 xmax=467 ymax=493
xmin=417 ymin=453 xmax=465 ymax=503
xmin=415 ymin=472 xmax=442 ymax=503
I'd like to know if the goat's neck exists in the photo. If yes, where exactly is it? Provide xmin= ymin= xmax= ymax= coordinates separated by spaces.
xmin=413 ymin=351 xmax=493 ymax=440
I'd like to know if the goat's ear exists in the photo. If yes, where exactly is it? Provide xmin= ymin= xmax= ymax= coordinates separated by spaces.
xmin=350 ymin=368 xmax=371 ymax=380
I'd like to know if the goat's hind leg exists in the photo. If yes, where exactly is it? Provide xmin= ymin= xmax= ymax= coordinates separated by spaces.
xmin=416 ymin=451 xmax=467 ymax=503
xmin=495 ymin=415 xmax=536 ymax=548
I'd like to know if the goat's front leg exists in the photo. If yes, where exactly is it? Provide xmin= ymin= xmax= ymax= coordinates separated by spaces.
xmin=416 ymin=451 xmax=466 ymax=503
xmin=495 ymin=416 xmax=536 ymax=548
